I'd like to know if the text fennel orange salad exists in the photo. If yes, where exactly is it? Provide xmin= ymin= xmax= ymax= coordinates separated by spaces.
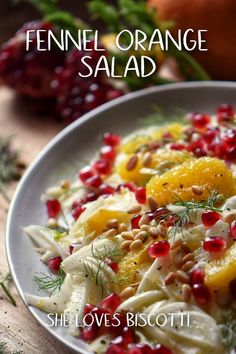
xmin=25 ymin=104 xmax=236 ymax=354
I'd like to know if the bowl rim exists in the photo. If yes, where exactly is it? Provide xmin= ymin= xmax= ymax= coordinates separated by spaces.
xmin=6 ymin=81 xmax=236 ymax=353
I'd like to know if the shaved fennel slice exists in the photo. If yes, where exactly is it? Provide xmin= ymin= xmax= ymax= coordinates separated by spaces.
xmin=64 ymin=282 xmax=88 ymax=336
xmin=25 ymin=274 xmax=73 ymax=314
xmin=143 ymin=301 xmax=224 ymax=354
xmin=117 ymin=290 xmax=166 ymax=313
xmin=89 ymin=335 xmax=110 ymax=354
xmin=137 ymin=259 xmax=165 ymax=294
xmin=24 ymin=225 xmax=68 ymax=260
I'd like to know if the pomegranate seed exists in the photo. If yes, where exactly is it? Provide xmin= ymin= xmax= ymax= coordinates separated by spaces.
xmin=226 ymin=146 xmax=236 ymax=162
xmin=100 ymin=293 xmax=121 ymax=313
xmin=93 ymin=159 xmax=111 ymax=175
xmin=106 ymin=344 xmax=126 ymax=354
xmin=229 ymin=279 xmax=236 ymax=298
xmin=46 ymin=199 xmax=61 ymax=218
xmin=81 ymin=325 xmax=99 ymax=342
xmin=117 ymin=182 xmax=136 ymax=192
xmin=230 ymin=220 xmax=236 ymax=239
xmin=190 ymin=113 xmax=211 ymax=130
xmin=217 ymin=104 xmax=235 ymax=120
xmin=129 ymin=344 xmax=153 ymax=354
xmin=154 ymin=344 xmax=173 ymax=354
xmin=69 ymin=243 xmax=80 ymax=255
xmin=170 ymin=143 xmax=186 ymax=151
xmin=122 ymin=327 xmax=134 ymax=344
xmin=83 ymin=303 xmax=95 ymax=316
xmin=135 ymin=187 xmax=146 ymax=204
xmin=203 ymin=237 xmax=226 ymax=252
xmin=72 ymin=206 xmax=85 ymax=220
xmin=47 ymin=256 xmax=62 ymax=273
xmin=190 ymin=268 xmax=205 ymax=286
xmin=192 ymin=284 xmax=210 ymax=305
xmin=148 ymin=241 xmax=170 ymax=258
xmin=86 ymin=192 xmax=99 ymax=202
xmin=72 ymin=198 xmax=85 ymax=209
xmin=85 ymin=175 xmax=103 ymax=188
xmin=104 ymin=133 xmax=121 ymax=146
xmin=105 ymin=258 xmax=119 ymax=272
xmin=201 ymin=211 xmax=221 ymax=227
xmin=131 ymin=215 xmax=142 ymax=229
xmin=99 ymin=184 xmax=115 ymax=196
xmin=101 ymin=145 xmax=116 ymax=161
xmin=203 ymin=127 xmax=220 ymax=144
xmin=111 ymin=336 xmax=127 ymax=346
xmin=79 ymin=166 xmax=95 ymax=182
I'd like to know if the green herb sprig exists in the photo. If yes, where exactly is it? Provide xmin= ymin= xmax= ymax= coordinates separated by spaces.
xmin=219 ymin=311 xmax=236 ymax=352
xmin=33 ymin=268 xmax=65 ymax=296
xmin=0 ymin=272 xmax=16 ymax=307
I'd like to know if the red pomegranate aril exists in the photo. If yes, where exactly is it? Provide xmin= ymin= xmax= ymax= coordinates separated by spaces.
xmin=86 ymin=192 xmax=99 ymax=202
xmin=83 ymin=303 xmax=95 ymax=316
xmin=99 ymin=184 xmax=115 ymax=196
xmin=203 ymin=127 xmax=220 ymax=144
xmin=201 ymin=211 xmax=221 ymax=227
xmin=81 ymin=325 xmax=99 ymax=342
xmin=148 ymin=240 xmax=170 ymax=258
xmin=135 ymin=187 xmax=146 ymax=204
xmin=229 ymin=279 xmax=236 ymax=298
xmin=122 ymin=327 xmax=134 ymax=345
xmin=85 ymin=174 xmax=103 ymax=188
xmin=46 ymin=199 xmax=61 ymax=218
xmin=79 ymin=165 xmax=95 ymax=182
xmin=106 ymin=344 xmax=126 ymax=354
xmin=72 ymin=198 xmax=85 ymax=209
xmin=101 ymin=145 xmax=116 ymax=161
xmin=104 ymin=133 xmax=121 ymax=146
xmin=100 ymin=293 xmax=121 ymax=313
xmin=170 ymin=143 xmax=186 ymax=151
xmin=131 ymin=215 xmax=142 ymax=229
xmin=130 ymin=344 xmax=153 ymax=354
xmin=226 ymin=146 xmax=236 ymax=162
xmin=192 ymin=283 xmax=210 ymax=305
xmin=190 ymin=268 xmax=205 ymax=286
xmin=72 ymin=205 xmax=85 ymax=220
xmin=203 ymin=237 xmax=226 ymax=252
xmin=117 ymin=182 xmax=136 ymax=192
xmin=190 ymin=113 xmax=211 ymax=130
xmin=230 ymin=220 xmax=236 ymax=240
xmin=105 ymin=258 xmax=119 ymax=272
xmin=47 ymin=256 xmax=62 ymax=273
xmin=93 ymin=159 xmax=111 ymax=175
xmin=217 ymin=103 xmax=235 ymax=118
xmin=154 ymin=344 xmax=173 ymax=354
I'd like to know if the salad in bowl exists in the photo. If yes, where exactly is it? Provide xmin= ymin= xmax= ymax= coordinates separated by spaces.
xmin=24 ymin=103 xmax=236 ymax=354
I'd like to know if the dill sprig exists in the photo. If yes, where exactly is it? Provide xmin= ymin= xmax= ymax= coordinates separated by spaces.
xmin=219 ymin=311 xmax=236 ymax=352
xmin=167 ymin=190 xmax=223 ymax=235
xmin=33 ymin=268 xmax=65 ymax=296
xmin=0 ymin=272 xmax=16 ymax=307
xmin=140 ymin=107 xmax=187 ymax=128
xmin=0 ymin=342 xmax=23 ymax=354
xmin=0 ymin=137 xmax=25 ymax=203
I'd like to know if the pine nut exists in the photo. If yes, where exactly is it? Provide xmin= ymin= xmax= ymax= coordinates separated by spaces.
xmin=107 ymin=219 xmax=119 ymax=229
xmin=176 ymin=270 xmax=190 ymax=284
xmin=182 ymin=284 xmax=192 ymax=302
xmin=181 ymin=261 xmax=194 ymax=272
xmin=121 ymin=231 xmax=134 ymax=240
xmin=172 ymin=250 xmax=184 ymax=268
xmin=182 ymin=253 xmax=194 ymax=263
xmin=182 ymin=243 xmax=191 ymax=254
xmin=126 ymin=154 xmax=138 ymax=171
xmin=149 ymin=227 xmax=159 ymax=238
xmin=135 ymin=231 xmax=148 ymax=242
xmin=139 ymin=214 xmax=150 ymax=227
xmin=128 ymin=205 xmax=142 ymax=214
xmin=140 ymin=224 xmax=150 ymax=232
xmin=224 ymin=211 xmax=236 ymax=224
xmin=121 ymin=240 xmax=133 ymax=250
xmin=130 ymin=239 xmax=143 ymax=251
xmin=120 ymin=287 xmax=135 ymax=299
xmin=105 ymin=228 xmax=116 ymax=238
xmin=118 ymin=223 xmax=128 ymax=233
xmin=164 ymin=272 xmax=176 ymax=285
xmin=171 ymin=239 xmax=183 ymax=250
xmin=48 ymin=218 xmax=58 ymax=228
xmin=143 ymin=152 xmax=152 ymax=167
xmin=191 ymin=185 xmax=203 ymax=196
xmin=156 ymin=225 xmax=167 ymax=237
xmin=147 ymin=196 xmax=159 ymax=211
xmin=159 ymin=220 xmax=167 ymax=228
xmin=132 ymin=229 xmax=141 ymax=235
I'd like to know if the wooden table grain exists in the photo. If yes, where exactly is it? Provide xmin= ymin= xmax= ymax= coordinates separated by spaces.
xmin=0 ymin=87 xmax=71 ymax=354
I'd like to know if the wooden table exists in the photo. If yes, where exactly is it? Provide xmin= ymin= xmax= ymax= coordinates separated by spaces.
xmin=0 ymin=87 xmax=70 ymax=354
